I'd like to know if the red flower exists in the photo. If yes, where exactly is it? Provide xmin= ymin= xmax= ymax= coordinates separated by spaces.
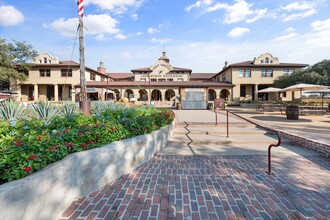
xmin=69 ymin=143 xmax=74 ymax=148
xmin=37 ymin=136 xmax=42 ymax=141
xmin=78 ymin=132 xmax=83 ymax=136
xmin=87 ymin=140 xmax=93 ymax=144
xmin=56 ymin=133 xmax=60 ymax=137
xmin=29 ymin=154 xmax=38 ymax=160
xmin=112 ymin=127 xmax=116 ymax=131
xmin=49 ymin=146 xmax=56 ymax=151
xmin=65 ymin=142 xmax=69 ymax=146
xmin=15 ymin=141 xmax=23 ymax=146
xmin=80 ymin=143 xmax=86 ymax=147
xmin=25 ymin=166 xmax=31 ymax=172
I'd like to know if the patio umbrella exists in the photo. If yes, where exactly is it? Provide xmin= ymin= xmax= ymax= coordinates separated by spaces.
xmin=282 ymin=83 xmax=327 ymax=102
xmin=256 ymin=87 xmax=282 ymax=101
xmin=304 ymin=88 xmax=330 ymax=108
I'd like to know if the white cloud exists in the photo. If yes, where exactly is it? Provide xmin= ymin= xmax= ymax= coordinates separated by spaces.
xmin=48 ymin=14 xmax=119 ymax=38
xmin=281 ymin=1 xmax=315 ymax=11
xmin=273 ymin=32 xmax=298 ymax=41
xmin=311 ymin=18 xmax=330 ymax=31
xmin=85 ymin=0 xmax=143 ymax=14
xmin=205 ymin=0 xmax=267 ymax=24
xmin=114 ymin=34 xmax=127 ymax=40
xmin=305 ymin=18 xmax=330 ymax=48
xmin=131 ymin=14 xmax=138 ymax=20
xmin=151 ymin=38 xmax=171 ymax=44
xmin=136 ymin=32 xmax=143 ymax=35
xmin=185 ymin=0 xmax=214 ymax=12
xmin=227 ymin=27 xmax=250 ymax=38
xmin=282 ymin=9 xmax=316 ymax=22
xmin=246 ymin=8 xmax=267 ymax=23
xmin=0 ymin=5 xmax=24 ymax=26
xmin=95 ymin=34 xmax=106 ymax=41
xmin=147 ymin=27 xmax=160 ymax=34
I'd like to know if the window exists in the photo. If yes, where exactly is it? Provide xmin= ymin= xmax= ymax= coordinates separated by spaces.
xmin=151 ymin=78 xmax=157 ymax=81
xmin=240 ymin=85 xmax=246 ymax=97
xmin=261 ymin=60 xmax=264 ymax=64
xmin=177 ymin=78 xmax=183 ymax=81
xmin=44 ymin=58 xmax=47 ymax=63
xmin=39 ymin=69 xmax=51 ymax=77
xmin=90 ymin=73 xmax=96 ymax=81
xmin=222 ymin=76 xmax=226 ymax=81
xmin=265 ymin=58 xmax=269 ymax=63
xmin=140 ymin=78 xmax=146 ymax=81
xmin=158 ymin=78 xmax=166 ymax=82
xmin=167 ymin=78 xmax=173 ymax=81
xmin=239 ymin=69 xmax=251 ymax=77
xmin=261 ymin=69 xmax=273 ymax=77
xmin=283 ymin=69 xmax=294 ymax=75
xmin=282 ymin=92 xmax=286 ymax=98
xmin=61 ymin=69 xmax=72 ymax=77
xmin=49 ymin=60 xmax=51 ymax=64
xmin=101 ymin=77 xmax=105 ymax=82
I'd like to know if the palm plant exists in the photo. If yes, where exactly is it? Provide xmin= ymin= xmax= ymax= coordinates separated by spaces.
xmin=29 ymin=100 xmax=59 ymax=124
xmin=0 ymin=100 xmax=24 ymax=121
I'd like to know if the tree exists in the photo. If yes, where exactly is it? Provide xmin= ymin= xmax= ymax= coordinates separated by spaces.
xmin=274 ymin=60 xmax=329 ymax=88
xmin=0 ymin=38 xmax=38 ymax=90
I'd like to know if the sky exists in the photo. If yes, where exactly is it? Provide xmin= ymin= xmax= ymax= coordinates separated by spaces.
xmin=0 ymin=0 xmax=330 ymax=73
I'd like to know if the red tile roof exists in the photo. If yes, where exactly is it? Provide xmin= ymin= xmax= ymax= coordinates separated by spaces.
xmin=190 ymin=73 xmax=216 ymax=80
xmin=83 ymin=80 xmax=234 ymax=88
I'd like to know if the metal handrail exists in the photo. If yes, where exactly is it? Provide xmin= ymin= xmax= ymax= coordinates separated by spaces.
xmin=226 ymin=110 xmax=282 ymax=175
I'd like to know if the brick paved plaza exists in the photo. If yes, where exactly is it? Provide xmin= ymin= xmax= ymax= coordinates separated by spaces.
xmin=60 ymin=154 xmax=329 ymax=220
xmin=60 ymin=110 xmax=330 ymax=220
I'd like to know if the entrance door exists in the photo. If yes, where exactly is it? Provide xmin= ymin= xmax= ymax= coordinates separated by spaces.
xmin=47 ymin=86 xmax=54 ymax=101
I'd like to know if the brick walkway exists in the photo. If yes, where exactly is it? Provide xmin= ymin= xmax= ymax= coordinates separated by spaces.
xmin=60 ymin=155 xmax=330 ymax=220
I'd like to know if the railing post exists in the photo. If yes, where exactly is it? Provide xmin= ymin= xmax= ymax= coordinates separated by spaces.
xmin=268 ymin=145 xmax=272 ymax=174
xmin=226 ymin=110 xmax=229 ymax=138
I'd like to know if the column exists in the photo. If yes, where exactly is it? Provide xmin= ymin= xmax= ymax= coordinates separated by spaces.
xmin=71 ymin=84 xmax=76 ymax=103
xmin=161 ymin=90 xmax=166 ymax=101
xmin=101 ymin=88 xmax=105 ymax=101
xmin=254 ymin=84 xmax=259 ymax=101
xmin=54 ymin=84 xmax=58 ymax=101
xmin=34 ymin=84 xmax=39 ymax=101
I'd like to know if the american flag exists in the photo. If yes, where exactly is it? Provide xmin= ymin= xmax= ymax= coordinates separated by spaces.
xmin=77 ymin=0 xmax=84 ymax=17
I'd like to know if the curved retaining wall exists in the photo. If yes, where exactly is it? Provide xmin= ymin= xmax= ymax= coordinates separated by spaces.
xmin=0 ymin=122 xmax=174 ymax=220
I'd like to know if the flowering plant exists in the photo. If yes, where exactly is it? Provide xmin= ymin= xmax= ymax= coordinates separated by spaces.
xmin=0 ymin=105 xmax=174 ymax=183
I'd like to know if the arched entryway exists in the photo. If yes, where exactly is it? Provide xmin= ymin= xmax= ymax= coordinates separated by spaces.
xmin=138 ymin=89 xmax=148 ymax=101
xmin=220 ymin=89 xmax=230 ymax=100
xmin=151 ymin=89 xmax=162 ymax=101
xmin=208 ymin=89 xmax=216 ymax=101
xmin=124 ymin=89 xmax=134 ymax=99
xmin=112 ymin=89 xmax=120 ymax=100
xmin=165 ymin=89 xmax=175 ymax=101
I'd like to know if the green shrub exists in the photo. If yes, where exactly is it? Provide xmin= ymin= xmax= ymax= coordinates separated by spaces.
xmin=0 ymin=100 xmax=24 ymax=121
xmin=0 ymin=105 xmax=174 ymax=184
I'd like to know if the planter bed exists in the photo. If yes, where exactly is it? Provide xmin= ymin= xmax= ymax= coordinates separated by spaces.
xmin=0 ymin=122 xmax=174 ymax=220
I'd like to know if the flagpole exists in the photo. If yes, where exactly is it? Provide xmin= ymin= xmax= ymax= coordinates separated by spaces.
xmin=77 ymin=0 xmax=89 ymax=114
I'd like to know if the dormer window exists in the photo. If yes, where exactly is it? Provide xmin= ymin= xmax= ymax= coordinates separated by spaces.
xmin=44 ymin=58 xmax=47 ymax=63
xmin=265 ymin=58 xmax=269 ymax=63
xmin=261 ymin=60 xmax=264 ymax=64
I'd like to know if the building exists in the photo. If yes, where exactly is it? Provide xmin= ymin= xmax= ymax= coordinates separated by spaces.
xmin=211 ymin=53 xmax=308 ymax=103
xmin=17 ymin=52 xmax=308 ymax=107
xmin=88 ymin=52 xmax=235 ymax=109
xmin=18 ymin=53 xmax=110 ymax=102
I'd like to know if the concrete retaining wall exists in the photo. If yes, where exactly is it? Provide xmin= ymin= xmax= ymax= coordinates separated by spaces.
xmin=0 ymin=122 xmax=174 ymax=220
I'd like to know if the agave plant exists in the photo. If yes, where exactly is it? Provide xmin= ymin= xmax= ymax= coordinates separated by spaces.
xmin=60 ymin=102 xmax=79 ymax=117
xmin=29 ymin=101 xmax=59 ymax=124
xmin=0 ymin=100 xmax=25 ymax=121
xmin=91 ymin=101 xmax=118 ymax=115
